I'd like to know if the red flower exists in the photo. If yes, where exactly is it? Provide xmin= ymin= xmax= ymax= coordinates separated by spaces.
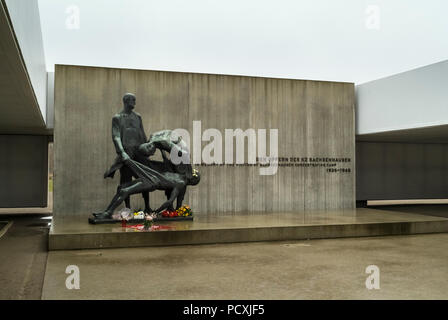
xmin=162 ymin=210 xmax=170 ymax=217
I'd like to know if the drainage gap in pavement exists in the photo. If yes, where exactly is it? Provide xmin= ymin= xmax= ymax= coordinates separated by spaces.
xmin=0 ymin=221 xmax=13 ymax=239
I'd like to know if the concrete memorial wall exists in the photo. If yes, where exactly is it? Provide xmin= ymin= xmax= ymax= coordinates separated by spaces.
xmin=54 ymin=65 xmax=355 ymax=217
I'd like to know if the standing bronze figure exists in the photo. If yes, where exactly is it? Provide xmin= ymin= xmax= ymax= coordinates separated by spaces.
xmin=103 ymin=93 xmax=151 ymax=213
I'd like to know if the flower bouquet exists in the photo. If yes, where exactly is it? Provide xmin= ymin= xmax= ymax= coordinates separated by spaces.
xmin=177 ymin=205 xmax=192 ymax=217
xmin=119 ymin=208 xmax=132 ymax=227
xmin=143 ymin=213 xmax=154 ymax=230
xmin=159 ymin=205 xmax=193 ymax=220
xmin=133 ymin=210 xmax=145 ymax=220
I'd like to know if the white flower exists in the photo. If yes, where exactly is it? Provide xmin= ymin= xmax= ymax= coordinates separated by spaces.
xmin=119 ymin=207 xmax=131 ymax=219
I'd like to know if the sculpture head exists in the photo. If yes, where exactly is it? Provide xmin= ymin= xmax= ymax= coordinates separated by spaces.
xmin=138 ymin=142 xmax=156 ymax=157
xmin=188 ymin=168 xmax=201 ymax=186
xmin=123 ymin=93 xmax=136 ymax=111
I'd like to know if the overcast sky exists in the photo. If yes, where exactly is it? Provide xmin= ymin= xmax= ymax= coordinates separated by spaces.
xmin=38 ymin=0 xmax=448 ymax=84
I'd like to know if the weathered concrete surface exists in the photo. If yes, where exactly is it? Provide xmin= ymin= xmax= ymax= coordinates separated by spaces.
xmin=48 ymin=208 xmax=448 ymax=250
xmin=0 ymin=135 xmax=48 ymax=208
xmin=0 ymin=214 xmax=50 ymax=299
xmin=54 ymin=65 xmax=355 ymax=218
xmin=42 ymin=233 xmax=448 ymax=300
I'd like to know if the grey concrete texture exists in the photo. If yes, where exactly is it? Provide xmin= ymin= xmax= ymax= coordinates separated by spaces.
xmin=356 ymin=141 xmax=448 ymax=200
xmin=48 ymin=208 xmax=448 ymax=250
xmin=0 ymin=214 xmax=49 ymax=299
xmin=54 ymin=65 xmax=355 ymax=218
xmin=42 ymin=233 xmax=448 ymax=300
xmin=0 ymin=135 xmax=49 ymax=207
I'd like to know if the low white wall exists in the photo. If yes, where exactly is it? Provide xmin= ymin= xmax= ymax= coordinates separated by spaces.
xmin=5 ymin=0 xmax=47 ymax=122
xmin=356 ymin=60 xmax=448 ymax=135
xmin=46 ymin=72 xmax=54 ymax=129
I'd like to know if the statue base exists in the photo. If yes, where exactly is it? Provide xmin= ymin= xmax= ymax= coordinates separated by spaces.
xmin=88 ymin=216 xmax=194 ymax=225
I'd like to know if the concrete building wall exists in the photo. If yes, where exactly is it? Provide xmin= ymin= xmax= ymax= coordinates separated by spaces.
xmin=356 ymin=60 xmax=448 ymax=135
xmin=356 ymin=141 xmax=448 ymax=200
xmin=0 ymin=135 xmax=48 ymax=207
xmin=4 ymin=0 xmax=47 ymax=121
xmin=46 ymin=72 xmax=54 ymax=129
xmin=54 ymin=65 xmax=355 ymax=217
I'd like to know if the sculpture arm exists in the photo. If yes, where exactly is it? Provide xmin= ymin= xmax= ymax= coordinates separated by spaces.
xmin=161 ymin=149 xmax=170 ymax=163
xmin=139 ymin=115 xmax=148 ymax=142
xmin=112 ymin=116 xmax=129 ymax=159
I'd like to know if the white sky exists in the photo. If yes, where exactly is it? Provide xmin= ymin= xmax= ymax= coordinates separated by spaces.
xmin=38 ymin=0 xmax=448 ymax=84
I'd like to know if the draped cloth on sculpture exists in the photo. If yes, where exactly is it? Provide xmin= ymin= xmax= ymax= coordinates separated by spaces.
xmin=124 ymin=159 xmax=167 ymax=186
xmin=104 ymin=129 xmax=192 ymax=180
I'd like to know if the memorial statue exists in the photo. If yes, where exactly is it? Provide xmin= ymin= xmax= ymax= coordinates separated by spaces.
xmin=93 ymin=156 xmax=200 ymax=220
xmin=140 ymin=129 xmax=192 ymax=177
xmin=103 ymin=93 xmax=151 ymax=213
xmin=139 ymin=130 xmax=193 ymax=212
xmin=93 ymin=129 xmax=200 ymax=221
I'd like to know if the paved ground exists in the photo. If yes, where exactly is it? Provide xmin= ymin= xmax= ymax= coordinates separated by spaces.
xmin=42 ymin=233 xmax=448 ymax=300
xmin=2 ymin=205 xmax=448 ymax=300
xmin=0 ymin=214 xmax=50 ymax=299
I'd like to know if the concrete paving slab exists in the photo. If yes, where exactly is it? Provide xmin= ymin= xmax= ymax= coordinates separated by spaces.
xmin=49 ymin=208 xmax=448 ymax=250
xmin=42 ymin=233 xmax=448 ymax=300
xmin=0 ymin=214 xmax=50 ymax=299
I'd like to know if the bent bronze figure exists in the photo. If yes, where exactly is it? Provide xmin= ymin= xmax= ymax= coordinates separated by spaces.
xmin=94 ymin=127 xmax=200 ymax=221
xmin=94 ymin=159 xmax=200 ymax=220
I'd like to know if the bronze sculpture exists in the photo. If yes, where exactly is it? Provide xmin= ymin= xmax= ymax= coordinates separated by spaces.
xmin=92 ymin=99 xmax=201 ymax=222
xmin=94 ymin=158 xmax=200 ymax=220
xmin=104 ymin=93 xmax=151 ymax=213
